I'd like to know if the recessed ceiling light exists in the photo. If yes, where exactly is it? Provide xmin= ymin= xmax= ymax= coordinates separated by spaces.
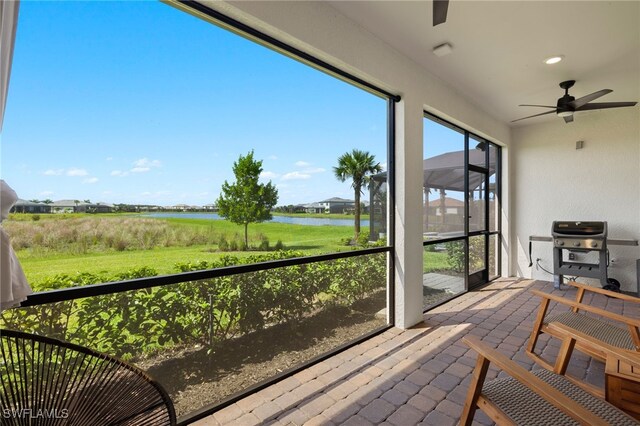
xmin=544 ymin=55 xmax=564 ymax=65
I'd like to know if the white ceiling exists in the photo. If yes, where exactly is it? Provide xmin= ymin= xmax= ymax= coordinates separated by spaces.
xmin=328 ymin=1 xmax=640 ymax=126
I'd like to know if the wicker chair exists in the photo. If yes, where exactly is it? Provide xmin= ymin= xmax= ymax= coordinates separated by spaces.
xmin=527 ymin=282 xmax=640 ymax=374
xmin=460 ymin=335 xmax=640 ymax=426
xmin=0 ymin=329 xmax=176 ymax=425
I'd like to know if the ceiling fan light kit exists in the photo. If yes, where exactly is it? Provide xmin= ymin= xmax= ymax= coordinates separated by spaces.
xmin=512 ymin=80 xmax=637 ymax=124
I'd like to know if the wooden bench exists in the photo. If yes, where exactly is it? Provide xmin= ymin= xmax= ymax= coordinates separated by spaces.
xmin=549 ymin=322 xmax=640 ymax=420
xmin=460 ymin=335 xmax=640 ymax=425
xmin=527 ymin=282 xmax=640 ymax=373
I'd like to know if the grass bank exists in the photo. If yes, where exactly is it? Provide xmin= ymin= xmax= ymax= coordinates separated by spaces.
xmin=7 ymin=214 xmax=363 ymax=287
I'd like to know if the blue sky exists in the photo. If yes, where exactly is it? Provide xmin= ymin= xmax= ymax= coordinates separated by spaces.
xmin=1 ymin=1 xmax=388 ymax=206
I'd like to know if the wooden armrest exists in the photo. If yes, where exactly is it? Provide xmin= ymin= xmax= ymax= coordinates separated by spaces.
xmin=463 ymin=336 xmax=608 ymax=425
xmin=548 ymin=322 xmax=640 ymax=369
xmin=530 ymin=290 xmax=640 ymax=328
xmin=567 ymin=281 xmax=640 ymax=303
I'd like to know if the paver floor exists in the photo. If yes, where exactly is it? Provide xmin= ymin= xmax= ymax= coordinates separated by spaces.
xmin=193 ymin=278 xmax=639 ymax=425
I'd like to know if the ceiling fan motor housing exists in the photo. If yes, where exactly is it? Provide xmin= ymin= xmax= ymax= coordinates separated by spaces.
xmin=557 ymin=80 xmax=576 ymax=115
xmin=557 ymin=94 xmax=575 ymax=115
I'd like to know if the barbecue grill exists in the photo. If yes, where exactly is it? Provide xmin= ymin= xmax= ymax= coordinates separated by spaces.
xmin=552 ymin=221 xmax=608 ymax=287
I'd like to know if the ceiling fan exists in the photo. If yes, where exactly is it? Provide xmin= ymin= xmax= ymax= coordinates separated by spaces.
xmin=512 ymin=80 xmax=638 ymax=123
xmin=433 ymin=0 xmax=449 ymax=26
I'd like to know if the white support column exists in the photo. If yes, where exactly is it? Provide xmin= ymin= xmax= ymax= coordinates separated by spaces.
xmin=394 ymin=96 xmax=424 ymax=329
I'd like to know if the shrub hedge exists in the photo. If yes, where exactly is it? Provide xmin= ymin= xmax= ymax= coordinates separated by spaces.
xmin=1 ymin=250 xmax=386 ymax=360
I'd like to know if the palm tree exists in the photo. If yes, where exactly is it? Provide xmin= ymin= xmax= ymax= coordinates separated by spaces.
xmin=334 ymin=149 xmax=382 ymax=242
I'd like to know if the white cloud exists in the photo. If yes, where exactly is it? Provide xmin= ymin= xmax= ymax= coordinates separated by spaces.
xmin=106 ymin=157 xmax=113 ymax=161
xmin=83 ymin=177 xmax=99 ymax=184
xmin=129 ymin=158 xmax=161 ymax=173
xmin=295 ymin=161 xmax=310 ymax=167
xmin=67 ymin=168 xmax=89 ymax=177
xmin=39 ymin=191 xmax=54 ymax=196
xmin=267 ymin=155 xmax=278 ymax=160
xmin=133 ymin=158 xmax=161 ymax=168
xmin=44 ymin=168 xmax=92 ymax=177
xmin=260 ymin=171 xmax=279 ymax=179
xmin=111 ymin=170 xmax=128 ymax=177
xmin=43 ymin=169 xmax=64 ymax=176
xmin=131 ymin=167 xmax=150 ymax=173
xmin=282 ymin=171 xmax=311 ymax=180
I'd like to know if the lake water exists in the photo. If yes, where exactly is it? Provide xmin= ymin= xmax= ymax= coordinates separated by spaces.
xmin=142 ymin=212 xmax=370 ymax=227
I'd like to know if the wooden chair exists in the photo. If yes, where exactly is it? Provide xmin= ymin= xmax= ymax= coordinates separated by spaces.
xmin=0 ymin=329 xmax=176 ymax=425
xmin=460 ymin=335 xmax=640 ymax=426
xmin=548 ymin=322 xmax=640 ymax=420
xmin=527 ymin=281 xmax=640 ymax=373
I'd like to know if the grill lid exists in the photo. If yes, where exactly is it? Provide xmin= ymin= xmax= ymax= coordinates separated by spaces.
xmin=552 ymin=221 xmax=607 ymax=236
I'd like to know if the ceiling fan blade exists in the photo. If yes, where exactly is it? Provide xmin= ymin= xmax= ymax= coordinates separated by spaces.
xmin=519 ymin=104 xmax=557 ymax=109
xmin=511 ymin=110 xmax=556 ymax=123
xmin=563 ymin=115 xmax=574 ymax=123
xmin=433 ymin=0 xmax=449 ymax=26
xmin=568 ymin=89 xmax=612 ymax=109
xmin=575 ymin=101 xmax=638 ymax=111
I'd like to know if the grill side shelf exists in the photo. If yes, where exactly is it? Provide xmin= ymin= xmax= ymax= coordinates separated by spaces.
xmin=529 ymin=236 xmax=638 ymax=246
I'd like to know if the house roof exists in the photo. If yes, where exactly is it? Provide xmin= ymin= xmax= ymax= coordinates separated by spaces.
xmin=319 ymin=197 xmax=354 ymax=203
xmin=14 ymin=199 xmax=48 ymax=207
xmin=428 ymin=197 xmax=464 ymax=208
xmin=51 ymin=199 xmax=87 ymax=207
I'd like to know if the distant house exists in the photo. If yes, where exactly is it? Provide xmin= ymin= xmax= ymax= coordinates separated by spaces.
xmin=301 ymin=202 xmax=324 ymax=214
xmin=170 ymin=204 xmax=191 ymax=211
xmin=318 ymin=197 xmax=355 ymax=214
xmin=51 ymin=200 xmax=81 ymax=213
xmin=90 ymin=202 xmax=114 ymax=213
xmin=203 ymin=204 xmax=218 ymax=212
xmin=428 ymin=197 xmax=464 ymax=217
xmin=10 ymin=199 xmax=52 ymax=214
xmin=50 ymin=200 xmax=113 ymax=213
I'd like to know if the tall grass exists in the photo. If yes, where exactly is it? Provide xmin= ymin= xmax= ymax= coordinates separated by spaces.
xmin=4 ymin=217 xmax=221 ymax=254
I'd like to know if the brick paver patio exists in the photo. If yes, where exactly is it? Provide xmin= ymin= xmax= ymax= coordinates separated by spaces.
xmin=193 ymin=278 xmax=639 ymax=425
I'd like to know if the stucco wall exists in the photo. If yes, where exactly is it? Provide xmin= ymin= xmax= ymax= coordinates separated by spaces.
xmin=512 ymin=107 xmax=640 ymax=292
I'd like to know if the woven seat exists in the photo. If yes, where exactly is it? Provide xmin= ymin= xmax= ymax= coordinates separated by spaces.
xmin=484 ymin=369 xmax=638 ymax=425
xmin=0 ymin=329 xmax=176 ymax=425
xmin=527 ymin=283 xmax=640 ymax=374
xmin=460 ymin=336 xmax=640 ymax=426
xmin=545 ymin=311 xmax=636 ymax=350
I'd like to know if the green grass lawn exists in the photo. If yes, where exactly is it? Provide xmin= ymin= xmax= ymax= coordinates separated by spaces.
xmin=423 ymin=250 xmax=450 ymax=273
xmin=13 ymin=215 xmax=365 ymax=287
xmin=162 ymin=217 xmax=356 ymax=251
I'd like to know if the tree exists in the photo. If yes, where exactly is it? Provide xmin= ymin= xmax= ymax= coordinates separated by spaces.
xmin=334 ymin=149 xmax=382 ymax=242
xmin=217 ymin=151 xmax=279 ymax=249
